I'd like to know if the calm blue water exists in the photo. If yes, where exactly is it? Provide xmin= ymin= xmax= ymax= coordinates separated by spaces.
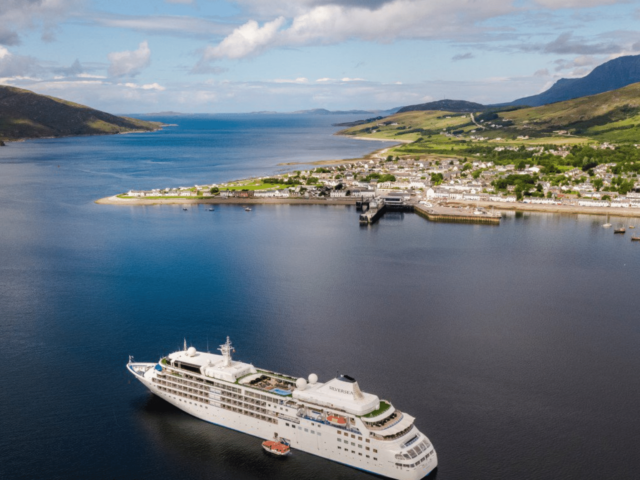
xmin=0 ymin=115 xmax=639 ymax=480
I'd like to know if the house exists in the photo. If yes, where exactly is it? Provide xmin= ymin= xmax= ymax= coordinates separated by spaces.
xmin=330 ymin=190 xmax=347 ymax=198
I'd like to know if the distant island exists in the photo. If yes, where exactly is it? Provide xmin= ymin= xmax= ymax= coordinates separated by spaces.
xmin=0 ymin=85 xmax=162 ymax=144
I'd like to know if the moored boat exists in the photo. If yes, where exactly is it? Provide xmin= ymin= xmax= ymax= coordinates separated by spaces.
xmin=631 ymin=236 xmax=640 ymax=241
xmin=614 ymin=227 xmax=626 ymax=234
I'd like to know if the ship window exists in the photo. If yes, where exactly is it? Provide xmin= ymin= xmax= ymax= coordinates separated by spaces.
xmin=304 ymin=428 xmax=308 ymax=432
xmin=366 ymin=439 xmax=370 ymax=443
xmin=338 ymin=446 xmax=341 ymax=450
xmin=373 ymin=449 xmax=378 ymax=453
xmin=311 ymin=431 xmax=315 ymax=435
xmin=366 ymin=455 xmax=370 ymax=459
xmin=374 ymin=457 xmax=377 ymax=461
xmin=359 ymin=453 xmax=362 ymax=456
xmin=351 ymin=434 xmax=355 ymax=438
xmin=358 ymin=437 xmax=362 ymax=441
xmin=358 ymin=445 xmax=362 ymax=448
xmin=337 ymin=431 xmax=341 ymax=435
xmin=285 ymin=423 xmax=289 ymax=426
xmin=337 ymin=439 xmax=341 ymax=443
xmin=366 ymin=447 xmax=370 ymax=451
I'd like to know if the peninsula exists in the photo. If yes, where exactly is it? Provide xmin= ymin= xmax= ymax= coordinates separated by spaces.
xmin=0 ymin=85 xmax=162 ymax=144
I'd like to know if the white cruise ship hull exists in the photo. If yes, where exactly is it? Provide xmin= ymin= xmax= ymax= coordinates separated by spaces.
xmin=128 ymin=356 xmax=437 ymax=480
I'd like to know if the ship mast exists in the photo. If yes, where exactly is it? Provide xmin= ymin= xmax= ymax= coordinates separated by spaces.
xmin=219 ymin=336 xmax=234 ymax=367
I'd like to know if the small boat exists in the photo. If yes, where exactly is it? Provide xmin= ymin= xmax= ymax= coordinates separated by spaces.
xmin=630 ymin=225 xmax=635 ymax=229
xmin=327 ymin=414 xmax=347 ymax=427
xmin=632 ymin=236 xmax=640 ymax=242
xmin=182 ymin=208 xmax=188 ymax=211
xmin=262 ymin=440 xmax=291 ymax=457
xmin=602 ymin=223 xmax=612 ymax=228
xmin=245 ymin=207 xmax=252 ymax=212
xmin=614 ymin=227 xmax=626 ymax=234
xmin=208 ymin=208 xmax=214 ymax=211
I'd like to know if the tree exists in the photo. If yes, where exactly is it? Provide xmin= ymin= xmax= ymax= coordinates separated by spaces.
xmin=210 ymin=187 xmax=219 ymax=194
xmin=593 ymin=178 xmax=603 ymax=191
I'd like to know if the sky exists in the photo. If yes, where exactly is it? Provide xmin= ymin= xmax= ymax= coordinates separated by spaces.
xmin=1 ymin=0 xmax=640 ymax=113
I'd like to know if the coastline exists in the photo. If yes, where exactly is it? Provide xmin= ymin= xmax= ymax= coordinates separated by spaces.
xmin=95 ymin=195 xmax=640 ymax=219
xmin=448 ymin=200 xmax=640 ymax=218
xmin=0 ymin=126 xmax=163 ymax=146
xmin=95 ymin=195 xmax=357 ymax=206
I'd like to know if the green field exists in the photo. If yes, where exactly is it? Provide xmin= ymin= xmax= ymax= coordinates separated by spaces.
xmin=339 ymin=82 xmax=640 ymax=159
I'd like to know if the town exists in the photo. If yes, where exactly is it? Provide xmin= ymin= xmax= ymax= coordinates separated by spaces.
xmin=125 ymin=147 xmax=640 ymax=211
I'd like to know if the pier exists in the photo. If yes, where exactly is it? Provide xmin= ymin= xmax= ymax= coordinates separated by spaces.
xmin=359 ymin=199 xmax=501 ymax=226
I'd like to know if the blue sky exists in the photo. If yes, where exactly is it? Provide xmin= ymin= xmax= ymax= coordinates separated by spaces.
xmin=1 ymin=0 xmax=639 ymax=113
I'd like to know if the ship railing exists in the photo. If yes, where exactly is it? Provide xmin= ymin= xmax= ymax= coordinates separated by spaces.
xmin=297 ymin=414 xmax=362 ymax=435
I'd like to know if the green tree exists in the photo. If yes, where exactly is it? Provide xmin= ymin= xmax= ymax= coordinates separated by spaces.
xmin=593 ymin=178 xmax=603 ymax=191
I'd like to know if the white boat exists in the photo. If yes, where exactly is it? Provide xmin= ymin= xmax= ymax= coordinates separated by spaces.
xmin=245 ymin=207 xmax=252 ymax=212
xmin=603 ymin=223 xmax=612 ymax=228
xmin=128 ymin=338 xmax=437 ymax=480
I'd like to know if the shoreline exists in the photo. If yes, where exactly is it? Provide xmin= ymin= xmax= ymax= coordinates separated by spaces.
xmin=447 ymin=200 xmax=640 ymax=218
xmin=0 ymin=126 xmax=163 ymax=146
xmin=95 ymin=195 xmax=640 ymax=218
xmin=95 ymin=195 xmax=358 ymax=206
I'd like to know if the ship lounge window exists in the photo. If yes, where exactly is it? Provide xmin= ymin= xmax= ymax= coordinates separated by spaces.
xmin=337 ymin=439 xmax=342 ymax=443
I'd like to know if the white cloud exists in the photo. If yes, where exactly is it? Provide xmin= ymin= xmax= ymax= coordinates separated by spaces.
xmin=108 ymin=41 xmax=151 ymax=77
xmin=201 ymin=17 xmax=285 ymax=61
xmin=341 ymin=77 xmax=365 ymax=82
xmin=273 ymin=77 xmax=309 ymax=83
xmin=197 ymin=0 xmax=515 ymax=66
xmin=0 ymin=47 xmax=41 ymax=77
xmin=0 ymin=0 xmax=81 ymax=45
xmin=532 ymin=0 xmax=620 ymax=8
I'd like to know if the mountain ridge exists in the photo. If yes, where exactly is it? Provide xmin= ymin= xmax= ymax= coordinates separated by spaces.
xmin=506 ymin=55 xmax=640 ymax=107
xmin=0 ymin=85 xmax=161 ymax=143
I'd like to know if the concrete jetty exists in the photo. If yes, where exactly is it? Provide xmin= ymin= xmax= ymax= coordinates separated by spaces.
xmin=358 ymin=201 xmax=501 ymax=225
xmin=414 ymin=205 xmax=501 ymax=225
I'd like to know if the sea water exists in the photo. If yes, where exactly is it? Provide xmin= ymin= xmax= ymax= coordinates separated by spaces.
xmin=0 ymin=115 xmax=639 ymax=480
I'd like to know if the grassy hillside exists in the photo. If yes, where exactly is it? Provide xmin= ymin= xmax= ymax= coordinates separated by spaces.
xmin=0 ymin=85 xmax=161 ymax=143
xmin=339 ymin=82 xmax=640 ymax=158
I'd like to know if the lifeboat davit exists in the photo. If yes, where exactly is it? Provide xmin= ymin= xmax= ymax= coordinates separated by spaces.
xmin=327 ymin=415 xmax=347 ymax=427
xmin=262 ymin=440 xmax=291 ymax=456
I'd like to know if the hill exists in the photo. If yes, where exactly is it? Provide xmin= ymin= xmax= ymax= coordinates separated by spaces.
xmin=337 ymin=82 xmax=640 ymax=157
xmin=397 ymin=99 xmax=487 ymax=113
xmin=0 ymin=85 xmax=161 ymax=143
xmin=508 ymin=54 xmax=640 ymax=107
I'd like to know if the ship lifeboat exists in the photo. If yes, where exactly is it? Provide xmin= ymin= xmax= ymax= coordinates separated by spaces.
xmin=262 ymin=440 xmax=291 ymax=457
xmin=327 ymin=415 xmax=347 ymax=427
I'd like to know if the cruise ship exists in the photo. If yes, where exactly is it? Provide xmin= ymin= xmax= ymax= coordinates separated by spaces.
xmin=127 ymin=338 xmax=437 ymax=479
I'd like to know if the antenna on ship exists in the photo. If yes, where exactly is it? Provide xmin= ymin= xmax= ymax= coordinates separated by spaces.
xmin=184 ymin=338 xmax=187 ymax=351
xmin=219 ymin=336 xmax=234 ymax=367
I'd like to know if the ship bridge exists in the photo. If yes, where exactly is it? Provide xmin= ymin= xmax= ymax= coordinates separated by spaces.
xmin=167 ymin=338 xmax=256 ymax=383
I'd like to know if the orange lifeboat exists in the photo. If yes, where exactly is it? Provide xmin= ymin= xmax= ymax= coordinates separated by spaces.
xmin=327 ymin=415 xmax=347 ymax=427
xmin=262 ymin=440 xmax=291 ymax=456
